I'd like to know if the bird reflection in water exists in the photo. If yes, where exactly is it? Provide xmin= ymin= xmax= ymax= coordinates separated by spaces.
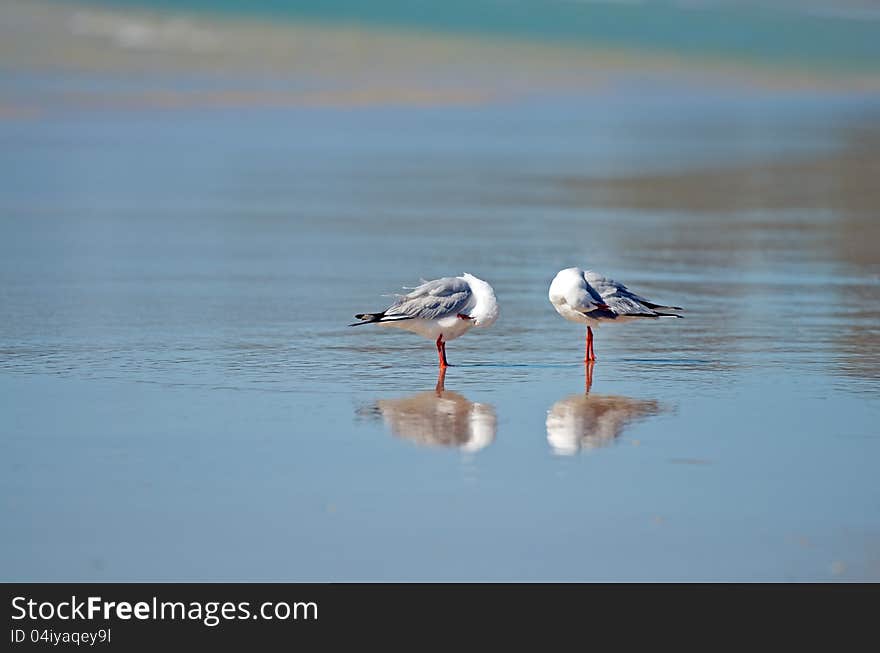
xmin=362 ymin=368 xmax=497 ymax=452
xmin=546 ymin=362 xmax=665 ymax=455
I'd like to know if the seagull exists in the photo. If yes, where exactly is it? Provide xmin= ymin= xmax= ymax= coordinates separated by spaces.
xmin=350 ymin=273 xmax=499 ymax=368
xmin=549 ymin=267 xmax=682 ymax=362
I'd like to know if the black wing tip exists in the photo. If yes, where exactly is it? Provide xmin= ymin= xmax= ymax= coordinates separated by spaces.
xmin=644 ymin=302 xmax=684 ymax=312
xmin=349 ymin=312 xmax=383 ymax=326
xmin=349 ymin=312 xmax=416 ymax=326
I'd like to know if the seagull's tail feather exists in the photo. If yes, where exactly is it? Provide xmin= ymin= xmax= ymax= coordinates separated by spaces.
xmin=654 ymin=311 xmax=683 ymax=318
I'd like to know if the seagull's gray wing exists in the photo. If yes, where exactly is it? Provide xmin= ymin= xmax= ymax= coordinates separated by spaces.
xmin=385 ymin=277 xmax=475 ymax=320
xmin=583 ymin=270 xmax=679 ymax=317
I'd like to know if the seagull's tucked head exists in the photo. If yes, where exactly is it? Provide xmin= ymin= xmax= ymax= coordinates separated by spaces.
xmin=462 ymin=273 xmax=499 ymax=328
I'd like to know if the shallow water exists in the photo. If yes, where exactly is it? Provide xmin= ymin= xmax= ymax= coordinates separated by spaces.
xmin=2 ymin=73 xmax=880 ymax=580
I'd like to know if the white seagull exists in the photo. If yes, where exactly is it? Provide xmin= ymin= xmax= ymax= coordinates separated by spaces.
xmin=549 ymin=267 xmax=682 ymax=362
xmin=350 ymin=273 xmax=499 ymax=368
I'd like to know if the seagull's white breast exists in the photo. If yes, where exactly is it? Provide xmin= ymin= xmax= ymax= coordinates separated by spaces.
xmin=382 ymin=314 xmax=476 ymax=341
xmin=548 ymin=267 xmax=597 ymax=325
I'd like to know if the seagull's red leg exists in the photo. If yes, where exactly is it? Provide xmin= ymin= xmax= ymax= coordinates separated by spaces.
xmin=585 ymin=360 xmax=595 ymax=393
xmin=584 ymin=326 xmax=589 ymax=363
xmin=436 ymin=335 xmax=449 ymax=369
xmin=586 ymin=326 xmax=596 ymax=362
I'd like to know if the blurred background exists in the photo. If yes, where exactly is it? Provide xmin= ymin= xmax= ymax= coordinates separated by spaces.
xmin=2 ymin=0 xmax=879 ymax=581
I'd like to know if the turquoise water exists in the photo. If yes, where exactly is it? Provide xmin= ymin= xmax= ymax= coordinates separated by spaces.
xmin=58 ymin=0 xmax=880 ymax=74
xmin=2 ymin=77 xmax=879 ymax=580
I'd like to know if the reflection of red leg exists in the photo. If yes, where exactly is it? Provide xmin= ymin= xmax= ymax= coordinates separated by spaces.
xmin=436 ymin=335 xmax=449 ymax=368
xmin=435 ymin=366 xmax=447 ymax=394
xmin=585 ymin=360 xmax=595 ymax=393
xmin=585 ymin=326 xmax=596 ymax=362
